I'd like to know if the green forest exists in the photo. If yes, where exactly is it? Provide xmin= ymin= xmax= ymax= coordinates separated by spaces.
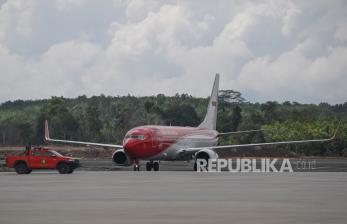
xmin=0 ymin=90 xmax=346 ymax=157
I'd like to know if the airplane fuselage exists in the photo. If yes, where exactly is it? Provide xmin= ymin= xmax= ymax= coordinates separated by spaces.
xmin=122 ymin=125 xmax=219 ymax=161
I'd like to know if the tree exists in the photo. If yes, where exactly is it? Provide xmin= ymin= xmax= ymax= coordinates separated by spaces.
xmin=144 ymin=101 xmax=155 ymax=113
xmin=219 ymin=90 xmax=245 ymax=104
xmin=17 ymin=122 xmax=34 ymax=145
xmin=261 ymin=101 xmax=279 ymax=123
xmin=164 ymin=104 xmax=199 ymax=126
xmin=45 ymin=97 xmax=79 ymax=140
xmin=230 ymin=105 xmax=242 ymax=131
xmin=217 ymin=105 xmax=242 ymax=132
xmin=34 ymin=113 xmax=46 ymax=145
xmin=85 ymin=104 xmax=102 ymax=141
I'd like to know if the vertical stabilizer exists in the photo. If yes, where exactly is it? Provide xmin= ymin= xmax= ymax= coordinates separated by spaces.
xmin=199 ymin=74 xmax=219 ymax=130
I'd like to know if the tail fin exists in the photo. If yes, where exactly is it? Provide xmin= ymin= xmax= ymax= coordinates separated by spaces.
xmin=199 ymin=74 xmax=219 ymax=130
xmin=44 ymin=120 xmax=50 ymax=140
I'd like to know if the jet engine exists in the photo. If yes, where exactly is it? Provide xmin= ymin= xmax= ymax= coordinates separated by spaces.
xmin=195 ymin=148 xmax=218 ymax=161
xmin=112 ymin=149 xmax=132 ymax=166
xmin=194 ymin=148 xmax=218 ymax=171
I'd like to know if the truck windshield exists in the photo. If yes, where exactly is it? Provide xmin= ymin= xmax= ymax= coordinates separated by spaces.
xmin=51 ymin=151 xmax=63 ymax=157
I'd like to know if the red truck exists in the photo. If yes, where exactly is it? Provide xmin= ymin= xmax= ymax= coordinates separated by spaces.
xmin=5 ymin=147 xmax=80 ymax=174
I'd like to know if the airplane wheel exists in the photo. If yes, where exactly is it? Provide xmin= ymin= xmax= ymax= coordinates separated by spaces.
xmin=146 ymin=162 xmax=153 ymax=171
xmin=153 ymin=162 xmax=159 ymax=171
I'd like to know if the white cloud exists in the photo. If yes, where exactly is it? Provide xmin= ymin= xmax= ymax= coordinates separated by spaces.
xmin=0 ymin=40 xmax=100 ymax=101
xmin=0 ymin=0 xmax=346 ymax=104
xmin=0 ymin=0 xmax=37 ymax=43
xmin=124 ymin=0 xmax=160 ymax=21
xmin=335 ymin=21 xmax=347 ymax=43
xmin=237 ymin=47 xmax=347 ymax=103
xmin=54 ymin=0 xmax=85 ymax=11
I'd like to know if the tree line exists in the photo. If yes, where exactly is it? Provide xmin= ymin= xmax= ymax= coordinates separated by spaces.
xmin=0 ymin=91 xmax=346 ymax=156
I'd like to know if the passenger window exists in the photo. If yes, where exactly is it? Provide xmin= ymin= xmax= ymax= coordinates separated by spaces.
xmin=44 ymin=151 xmax=54 ymax=157
xmin=32 ymin=150 xmax=41 ymax=156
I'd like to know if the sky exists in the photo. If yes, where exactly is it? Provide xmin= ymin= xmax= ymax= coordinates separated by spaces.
xmin=0 ymin=0 xmax=346 ymax=104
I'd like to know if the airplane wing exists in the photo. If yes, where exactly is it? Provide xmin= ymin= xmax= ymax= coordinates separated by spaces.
xmin=180 ymin=125 xmax=339 ymax=154
xmin=217 ymin=127 xmax=281 ymax=136
xmin=218 ymin=129 xmax=262 ymax=137
xmin=44 ymin=120 xmax=123 ymax=149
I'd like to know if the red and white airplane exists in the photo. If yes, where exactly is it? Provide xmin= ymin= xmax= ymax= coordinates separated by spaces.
xmin=45 ymin=74 xmax=337 ymax=171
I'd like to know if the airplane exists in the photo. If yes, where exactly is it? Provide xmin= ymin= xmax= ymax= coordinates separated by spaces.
xmin=44 ymin=74 xmax=338 ymax=171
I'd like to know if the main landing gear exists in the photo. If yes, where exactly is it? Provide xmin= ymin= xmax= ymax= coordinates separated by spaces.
xmin=146 ymin=161 xmax=159 ymax=171
xmin=133 ymin=160 xmax=160 ymax=171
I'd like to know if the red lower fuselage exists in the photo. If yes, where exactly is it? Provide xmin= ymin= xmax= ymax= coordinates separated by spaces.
xmin=122 ymin=125 xmax=219 ymax=161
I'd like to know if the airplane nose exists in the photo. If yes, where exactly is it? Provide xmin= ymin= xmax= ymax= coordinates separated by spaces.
xmin=123 ymin=139 xmax=132 ymax=152
xmin=123 ymin=138 xmax=140 ymax=156
xmin=122 ymin=128 xmax=154 ymax=158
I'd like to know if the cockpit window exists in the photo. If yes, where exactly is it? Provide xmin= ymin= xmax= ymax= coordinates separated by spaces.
xmin=125 ymin=135 xmax=145 ymax=140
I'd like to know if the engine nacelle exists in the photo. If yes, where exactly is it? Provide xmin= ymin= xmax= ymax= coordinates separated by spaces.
xmin=112 ymin=149 xmax=132 ymax=166
xmin=195 ymin=148 xmax=219 ymax=161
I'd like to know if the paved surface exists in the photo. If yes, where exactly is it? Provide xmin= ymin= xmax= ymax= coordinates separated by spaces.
xmin=0 ymin=172 xmax=347 ymax=224
xmin=78 ymin=158 xmax=347 ymax=172
xmin=2 ymin=158 xmax=347 ymax=173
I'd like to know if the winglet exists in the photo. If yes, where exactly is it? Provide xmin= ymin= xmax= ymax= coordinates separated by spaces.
xmin=332 ymin=121 xmax=341 ymax=140
xmin=44 ymin=120 xmax=50 ymax=140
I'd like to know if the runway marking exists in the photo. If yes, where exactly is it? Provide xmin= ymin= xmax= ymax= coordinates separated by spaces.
xmin=314 ymin=166 xmax=331 ymax=169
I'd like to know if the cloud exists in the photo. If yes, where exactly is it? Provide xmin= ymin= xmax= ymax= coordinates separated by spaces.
xmin=237 ymin=46 xmax=347 ymax=103
xmin=0 ymin=40 xmax=100 ymax=100
xmin=0 ymin=0 xmax=37 ymax=43
xmin=0 ymin=0 xmax=346 ymax=104
xmin=54 ymin=0 xmax=86 ymax=11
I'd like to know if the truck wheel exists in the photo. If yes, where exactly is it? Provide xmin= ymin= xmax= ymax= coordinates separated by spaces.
xmin=68 ymin=167 xmax=74 ymax=174
xmin=14 ymin=162 xmax=28 ymax=174
xmin=57 ymin=163 xmax=70 ymax=174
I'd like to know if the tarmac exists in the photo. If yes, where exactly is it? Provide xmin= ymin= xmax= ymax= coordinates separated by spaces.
xmin=78 ymin=158 xmax=347 ymax=172
xmin=0 ymin=171 xmax=347 ymax=224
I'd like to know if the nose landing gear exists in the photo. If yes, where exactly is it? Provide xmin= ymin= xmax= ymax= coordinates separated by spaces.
xmin=133 ymin=159 xmax=140 ymax=171
xmin=146 ymin=161 xmax=159 ymax=171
